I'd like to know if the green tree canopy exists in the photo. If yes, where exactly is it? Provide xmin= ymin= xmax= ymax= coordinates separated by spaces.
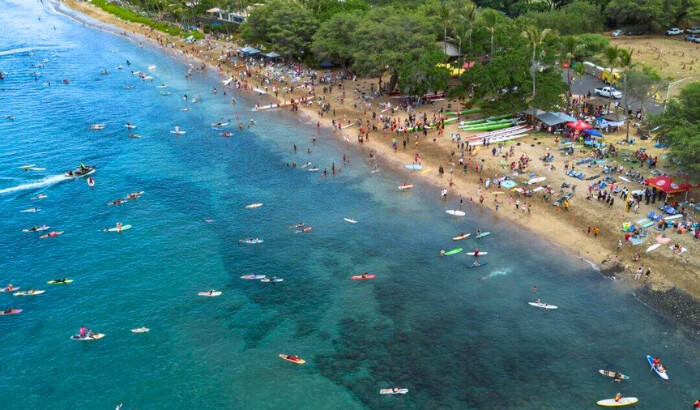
xmin=398 ymin=47 xmax=451 ymax=97
xmin=239 ymin=0 xmax=318 ymax=57
xmin=525 ymin=1 xmax=604 ymax=35
xmin=311 ymin=12 xmax=364 ymax=68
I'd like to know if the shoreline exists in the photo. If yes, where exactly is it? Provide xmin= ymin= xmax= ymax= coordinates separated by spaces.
xmin=58 ymin=0 xmax=699 ymax=326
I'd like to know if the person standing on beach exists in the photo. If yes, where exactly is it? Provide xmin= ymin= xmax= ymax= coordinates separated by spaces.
xmin=635 ymin=266 xmax=643 ymax=280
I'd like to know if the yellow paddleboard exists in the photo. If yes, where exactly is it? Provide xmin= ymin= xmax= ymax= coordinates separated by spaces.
xmin=597 ymin=397 xmax=638 ymax=407
xmin=279 ymin=354 xmax=305 ymax=364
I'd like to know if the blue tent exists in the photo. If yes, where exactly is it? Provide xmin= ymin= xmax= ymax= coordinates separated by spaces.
xmin=240 ymin=46 xmax=260 ymax=56
xmin=319 ymin=61 xmax=335 ymax=68
xmin=583 ymin=129 xmax=603 ymax=138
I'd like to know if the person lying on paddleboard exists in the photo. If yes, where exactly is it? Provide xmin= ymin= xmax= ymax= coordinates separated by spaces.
xmin=361 ymin=273 xmax=369 ymax=279
xmin=286 ymin=355 xmax=300 ymax=361
xmin=4 ymin=307 xmax=16 ymax=314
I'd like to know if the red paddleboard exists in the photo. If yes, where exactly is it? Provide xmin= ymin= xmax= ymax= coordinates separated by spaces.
xmin=351 ymin=275 xmax=376 ymax=280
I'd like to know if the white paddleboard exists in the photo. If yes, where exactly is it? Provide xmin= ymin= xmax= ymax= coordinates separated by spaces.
xmin=105 ymin=224 xmax=132 ymax=232
xmin=446 ymin=210 xmax=466 ymax=216
xmin=261 ymin=278 xmax=284 ymax=283
xmin=131 ymin=327 xmax=150 ymax=333
xmin=245 ymin=203 xmax=263 ymax=209
xmin=596 ymin=397 xmax=638 ymax=407
xmin=528 ymin=302 xmax=558 ymax=309
xmin=240 ymin=274 xmax=266 ymax=280
xmin=343 ymin=218 xmax=357 ymax=224
xmin=13 ymin=290 xmax=45 ymax=296
xmin=466 ymin=252 xmax=488 ymax=256
xmin=170 ymin=130 xmax=186 ymax=134
xmin=198 ymin=291 xmax=222 ymax=297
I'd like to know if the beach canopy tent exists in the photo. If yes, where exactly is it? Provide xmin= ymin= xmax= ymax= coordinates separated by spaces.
xmin=462 ymin=61 xmax=476 ymax=69
xmin=239 ymin=46 xmax=260 ymax=56
xmin=523 ymin=107 xmax=545 ymax=116
xmin=552 ymin=112 xmax=576 ymax=123
xmin=536 ymin=112 xmax=568 ymax=126
xmin=264 ymin=51 xmax=281 ymax=59
xmin=583 ymin=129 xmax=603 ymax=138
xmin=566 ymin=119 xmax=592 ymax=131
xmin=644 ymin=176 xmax=696 ymax=194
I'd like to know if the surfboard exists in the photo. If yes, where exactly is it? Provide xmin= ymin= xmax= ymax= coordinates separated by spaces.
xmin=39 ymin=231 xmax=63 ymax=239
xmin=380 ymin=389 xmax=408 ymax=395
xmin=245 ymin=203 xmax=263 ymax=209
xmin=398 ymin=184 xmax=414 ymax=190
xmin=645 ymin=243 xmax=660 ymax=253
xmin=343 ymin=218 xmax=357 ymax=224
xmin=528 ymin=176 xmax=546 ymax=185
xmin=105 ymin=225 xmax=132 ymax=232
xmin=619 ymin=176 xmax=630 ymax=182
xmin=279 ymin=354 xmax=305 ymax=364
xmin=444 ymin=248 xmax=463 ymax=256
xmin=405 ymin=164 xmax=423 ymax=170
xmin=71 ymin=333 xmax=105 ymax=341
xmin=351 ymin=275 xmax=376 ymax=280
xmin=131 ymin=327 xmax=150 ymax=333
xmin=446 ymin=210 xmax=466 ymax=216
xmin=452 ymin=233 xmax=470 ymax=241
xmin=596 ymin=397 xmax=638 ymax=407
xmin=198 ymin=291 xmax=222 ymax=297
xmin=239 ymin=239 xmax=263 ymax=244
xmin=528 ymin=302 xmax=558 ymax=309
xmin=19 ymin=164 xmax=36 ymax=170
xmin=260 ymin=278 xmax=284 ymax=282
xmin=466 ymin=261 xmax=488 ymax=268
xmin=598 ymin=369 xmax=630 ymax=380
xmin=240 ymin=274 xmax=266 ymax=280
xmin=170 ymin=130 xmax=186 ymax=134
xmin=13 ymin=290 xmax=44 ymax=296
xmin=476 ymin=232 xmax=491 ymax=239
xmin=466 ymin=252 xmax=487 ymax=256
xmin=646 ymin=355 xmax=669 ymax=380
xmin=47 ymin=279 xmax=73 ymax=285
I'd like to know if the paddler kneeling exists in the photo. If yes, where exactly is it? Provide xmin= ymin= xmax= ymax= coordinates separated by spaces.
xmin=614 ymin=393 xmax=622 ymax=402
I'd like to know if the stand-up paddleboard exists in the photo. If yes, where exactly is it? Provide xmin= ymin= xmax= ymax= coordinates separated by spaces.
xmin=646 ymin=243 xmax=660 ymax=253
xmin=528 ymin=176 xmax=546 ymax=185
xmin=40 ymin=231 xmax=63 ymax=239
xmin=47 ymin=279 xmax=72 ymax=285
xmin=351 ymin=275 xmax=376 ymax=280
xmin=0 ymin=287 xmax=19 ymax=293
xmin=380 ymin=388 xmax=408 ymax=395
xmin=279 ymin=354 xmax=305 ymax=364
xmin=528 ymin=301 xmax=558 ymax=309
xmin=21 ymin=208 xmax=41 ymax=213
xmin=452 ymin=233 xmax=470 ymax=241
xmin=245 ymin=203 xmax=263 ymax=209
xmin=170 ymin=130 xmax=186 ymax=134
xmin=13 ymin=290 xmax=44 ymax=296
xmin=125 ymin=124 xmax=137 ymax=129
xmin=104 ymin=225 xmax=132 ymax=232
xmin=446 ymin=210 xmax=466 ymax=216
xmin=198 ymin=291 xmax=222 ymax=297
xmin=343 ymin=218 xmax=358 ymax=224
xmin=0 ymin=309 xmax=22 ymax=315
xmin=19 ymin=164 xmax=36 ymax=170
xmin=467 ymin=261 xmax=488 ymax=268
xmin=71 ymin=333 xmax=105 ymax=341
xmin=646 ymin=355 xmax=669 ymax=380
xmin=398 ymin=184 xmax=413 ymax=191
xmin=598 ymin=369 xmax=630 ymax=380
xmin=239 ymin=238 xmax=263 ymax=244
xmin=295 ymin=227 xmax=313 ymax=233
xmin=30 ymin=167 xmax=46 ymax=171
xmin=131 ymin=327 xmax=149 ymax=333
xmin=476 ymin=232 xmax=491 ymax=239
xmin=597 ymin=397 xmax=638 ymax=407
xmin=405 ymin=164 xmax=423 ymax=170
xmin=23 ymin=225 xmax=50 ymax=233
xmin=444 ymin=248 xmax=463 ymax=256
xmin=466 ymin=252 xmax=487 ymax=256
xmin=240 ymin=274 xmax=266 ymax=280
xmin=307 ymin=167 xmax=320 ymax=172
xmin=261 ymin=278 xmax=284 ymax=283
xmin=31 ymin=194 xmax=48 ymax=200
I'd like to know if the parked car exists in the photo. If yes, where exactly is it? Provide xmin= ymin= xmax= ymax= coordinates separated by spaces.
xmin=625 ymin=29 xmax=645 ymax=36
xmin=686 ymin=34 xmax=700 ymax=43
xmin=686 ymin=27 xmax=700 ymax=34
xmin=594 ymin=87 xmax=622 ymax=99
xmin=666 ymin=28 xmax=683 ymax=35
xmin=611 ymin=29 xmax=624 ymax=37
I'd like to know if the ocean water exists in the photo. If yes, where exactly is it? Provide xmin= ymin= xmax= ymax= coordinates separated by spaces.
xmin=0 ymin=1 xmax=697 ymax=409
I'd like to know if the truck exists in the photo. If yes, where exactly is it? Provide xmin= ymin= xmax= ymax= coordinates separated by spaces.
xmin=594 ymin=87 xmax=622 ymax=99
xmin=600 ymin=69 xmax=621 ymax=86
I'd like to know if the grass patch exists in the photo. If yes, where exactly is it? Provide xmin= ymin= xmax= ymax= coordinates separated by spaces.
xmin=90 ymin=0 xmax=203 ymax=39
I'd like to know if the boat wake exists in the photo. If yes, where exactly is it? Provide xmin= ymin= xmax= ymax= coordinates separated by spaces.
xmin=0 ymin=174 xmax=69 ymax=195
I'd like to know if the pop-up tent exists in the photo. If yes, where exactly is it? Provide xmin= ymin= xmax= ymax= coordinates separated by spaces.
xmin=644 ymin=176 xmax=696 ymax=194
xmin=566 ymin=119 xmax=592 ymax=131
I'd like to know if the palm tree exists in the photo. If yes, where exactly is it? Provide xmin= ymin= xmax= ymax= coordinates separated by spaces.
xmin=617 ymin=48 xmax=640 ymax=142
xmin=438 ymin=2 xmax=453 ymax=54
xmin=449 ymin=26 xmax=471 ymax=79
xmin=603 ymin=45 xmax=621 ymax=109
xmin=460 ymin=2 xmax=477 ymax=53
xmin=560 ymin=35 xmax=582 ymax=108
xmin=480 ymin=8 xmax=499 ymax=57
xmin=521 ymin=26 xmax=553 ymax=100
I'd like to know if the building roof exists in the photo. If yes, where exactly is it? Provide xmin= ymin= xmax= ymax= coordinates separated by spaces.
xmin=437 ymin=41 xmax=462 ymax=57
xmin=536 ymin=112 xmax=568 ymax=126
xmin=552 ymin=112 xmax=576 ymax=122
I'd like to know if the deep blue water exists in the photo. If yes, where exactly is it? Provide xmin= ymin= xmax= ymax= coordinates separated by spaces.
xmin=0 ymin=1 xmax=697 ymax=409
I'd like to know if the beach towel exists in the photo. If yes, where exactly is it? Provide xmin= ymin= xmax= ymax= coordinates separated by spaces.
xmin=656 ymin=235 xmax=671 ymax=244
xmin=629 ymin=237 xmax=644 ymax=245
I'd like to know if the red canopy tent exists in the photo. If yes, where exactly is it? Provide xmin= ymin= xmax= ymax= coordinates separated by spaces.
xmin=566 ymin=120 xmax=592 ymax=131
xmin=644 ymin=176 xmax=696 ymax=194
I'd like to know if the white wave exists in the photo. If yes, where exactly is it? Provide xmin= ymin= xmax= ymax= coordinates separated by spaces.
xmin=0 ymin=46 xmax=53 ymax=57
xmin=486 ymin=269 xmax=509 ymax=279
xmin=0 ymin=174 xmax=68 ymax=195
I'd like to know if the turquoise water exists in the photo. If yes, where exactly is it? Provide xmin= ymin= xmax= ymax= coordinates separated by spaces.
xmin=0 ymin=1 xmax=697 ymax=409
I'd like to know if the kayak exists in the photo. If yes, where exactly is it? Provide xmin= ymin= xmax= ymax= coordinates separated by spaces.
xmin=476 ymin=232 xmax=491 ymax=239
xmin=240 ymin=274 xmax=266 ymax=280
xmin=13 ymin=290 xmax=45 ymax=296
xmin=380 ymin=388 xmax=409 ymax=395
xmin=351 ymin=275 xmax=376 ymax=280
xmin=239 ymin=239 xmax=263 ymax=244
xmin=71 ymin=333 xmax=105 ymax=341
xmin=598 ymin=369 xmax=630 ymax=380
xmin=260 ymin=278 xmax=284 ymax=283
xmin=0 ymin=309 xmax=22 ymax=315
xmin=245 ymin=203 xmax=263 ymax=209
xmin=198 ymin=291 xmax=222 ymax=297
xmin=597 ymin=397 xmax=639 ymax=407
xmin=646 ymin=355 xmax=669 ymax=380
xmin=104 ymin=225 xmax=132 ymax=232
xmin=39 ymin=231 xmax=64 ymax=239
xmin=466 ymin=261 xmax=488 ymax=268
xmin=444 ymin=248 xmax=463 ymax=256
xmin=279 ymin=354 xmax=305 ymax=364
xmin=528 ymin=302 xmax=558 ymax=309
xmin=466 ymin=252 xmax=487 ymax=256
xmin=343 ymin=218 xmax=357 ymax=224
xmin=398 ymin=184 xmax=413 ymax=191
xmin=131 ymin=327 xmax=150 ymax=333
xmin=47 ymin=279 xmax=73 ymax=285
xmin=452 ymin=233 xmax=470 ymax=241
xmin=446 ymin=210 xmax=466 ymax=216
xmin=23 ymin=225 xmax=50 ymax=233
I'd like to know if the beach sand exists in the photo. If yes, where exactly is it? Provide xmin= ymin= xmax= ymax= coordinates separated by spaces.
xmin=62 ymin=0 xmax=699 ymax=305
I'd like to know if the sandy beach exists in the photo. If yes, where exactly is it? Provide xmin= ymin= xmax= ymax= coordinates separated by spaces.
xmin=62 ymin=0 xmax=698 ymax=308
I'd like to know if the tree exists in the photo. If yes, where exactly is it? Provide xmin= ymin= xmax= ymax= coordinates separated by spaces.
xmin=398 ymin=48 xmax=451 ymax=97
xmin=625 ymin=67 xmax=667 ymax=118
xmin=438 ymin=1 xmax=453 ymax=53
xmin=479 ymin=8 xmax=500 ymax=57
xmin=602 ymin=45 xmax=620 ymax=108
xmin=531 ymin=68 xmax=568 ymax=110
xmin=525 ymin=1 xmax=604 ymax=35
xmin=449 ymin=25 xmax=471 ymax=78
xmin=604 ymin=0 xmax=676 ymax=31
xmin=459 ymin=2 xmax=478 ymax=53
xmin=575 ymin=33 xmax=610 ymax=59
xmin=617 ymin=48 xmax=640 ymax=141
xmin=521 ymin=25 xmax=554 ymax=100
xmin=239 ymin=0 xmax=318 ymax=57
xmin=648 ymin=82 xmax=700 ymax=180
xmin=312 ymin=13 xmax=363 ymax=68
xmin=559 ymin=35 xmax=581 ymax=107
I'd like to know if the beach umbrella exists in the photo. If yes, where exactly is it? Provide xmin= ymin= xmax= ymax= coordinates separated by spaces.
xmin=583 ymin=129 xmax=603 ymax=138
xmin=566 ymin=119 xmax=592 ymax=131
xmin=644 ymin=176 xmax=696 ymax=194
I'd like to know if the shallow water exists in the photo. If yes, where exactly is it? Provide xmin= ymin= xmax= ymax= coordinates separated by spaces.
xmin=0 ymin=1 xmax=697 ymax=409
